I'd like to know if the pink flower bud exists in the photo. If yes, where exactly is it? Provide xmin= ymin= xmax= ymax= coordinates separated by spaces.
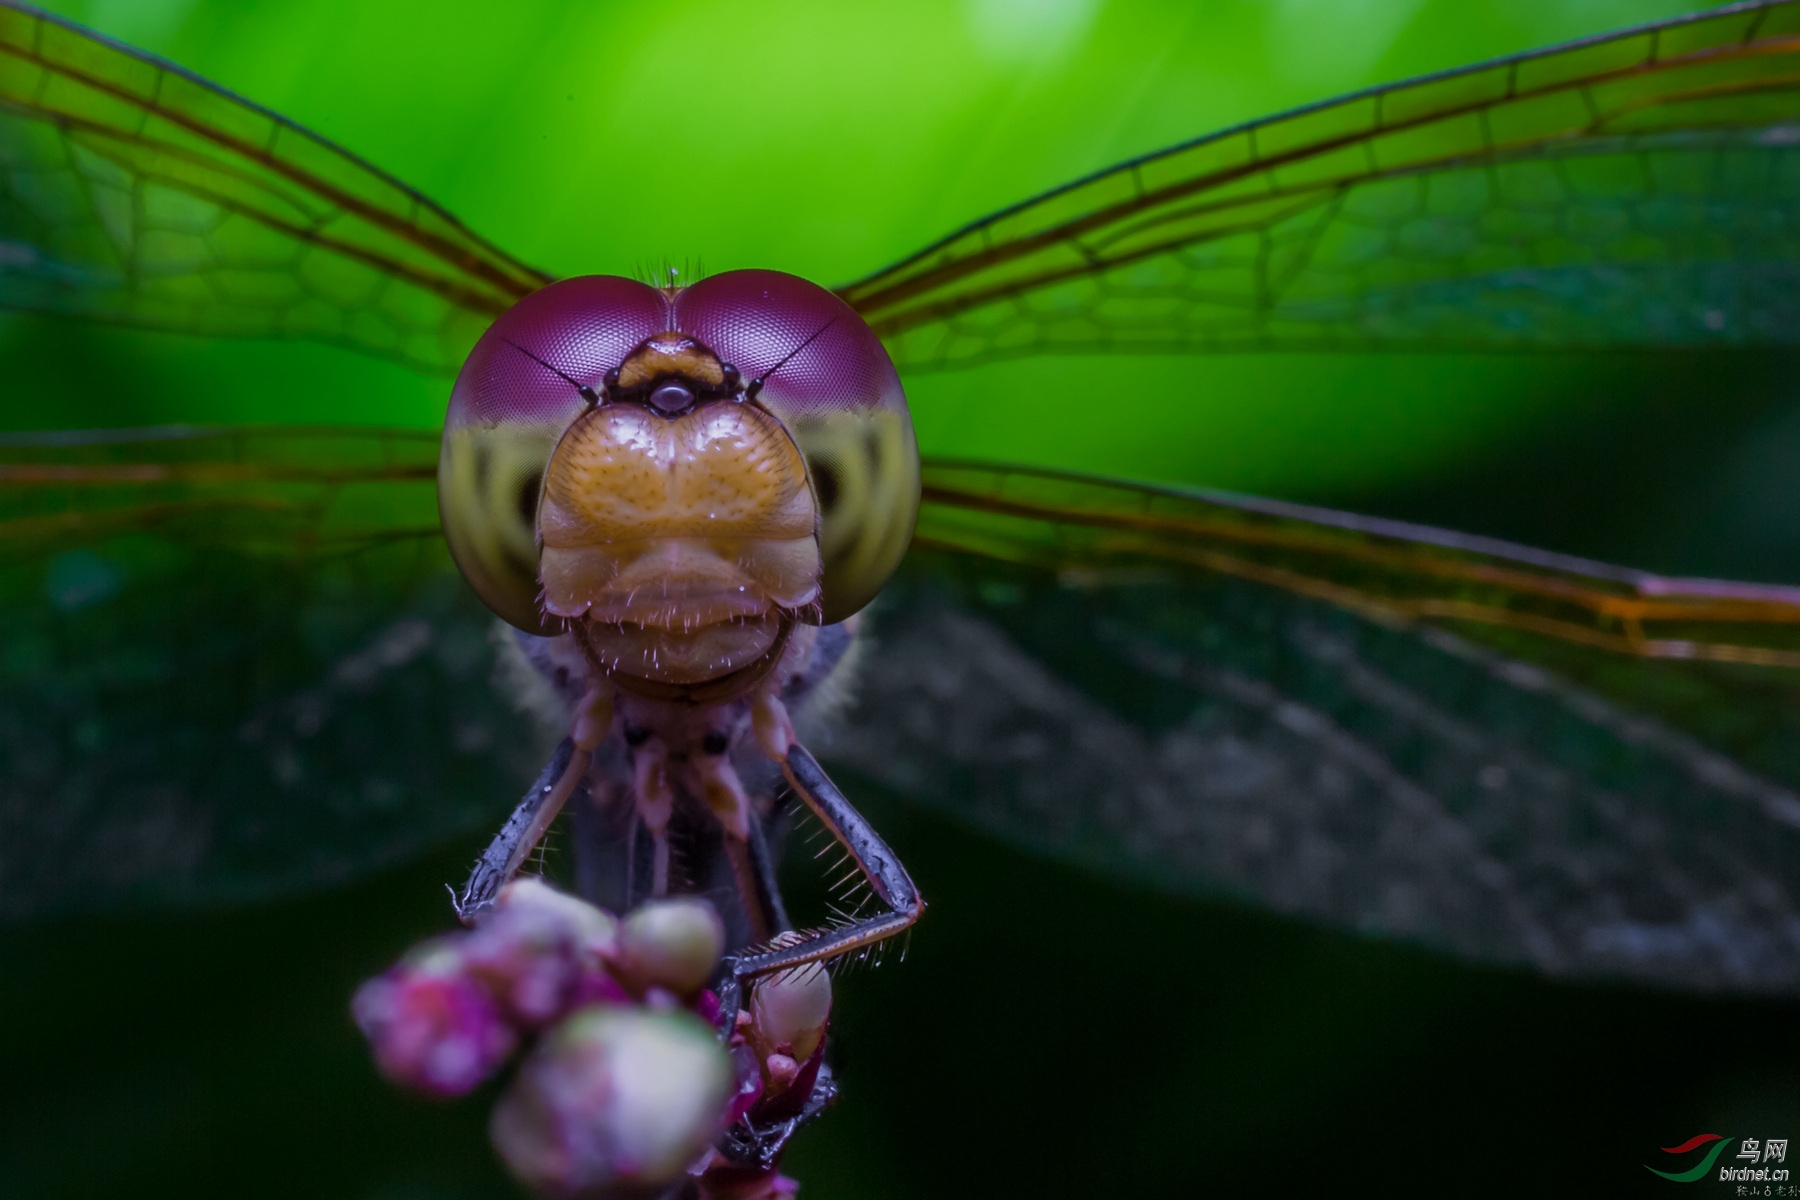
xmin=726 ymin=1041 xmax=764 ymax=1125
xmin=464 ymin=878 xmax=621 ymax=1026
xmin=490 ymin=1006 xmax=734 ymax=1195
xmin=618 ymin=897 xmax=725 ymax=996
xmin=352 ymin=940 xmax=516 ymax=1097
xmin=763 ymin=1053 xmax=799 ymax=1092
xmin=496 ymin=877 xmax=621 ymax=963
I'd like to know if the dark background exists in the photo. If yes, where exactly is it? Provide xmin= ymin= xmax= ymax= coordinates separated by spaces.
xmin=5 ymin=755 xmax=1798 ymax=1198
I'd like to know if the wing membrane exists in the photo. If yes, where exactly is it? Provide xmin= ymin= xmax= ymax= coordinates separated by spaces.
xmin=0 ymin=425 xmax=546 ymax=921
xmin=914 ymin=460 xmax=1800 ymax=669
xmin=820 ymin=460 xmax=1800 ymax=992
xmin=842 ymin=0 xmax=1800 ymax=369
xmin=0 ymin=1 xmax=550 ymax=373
xmin=16 ymin=429 xmax=1800 ymax=993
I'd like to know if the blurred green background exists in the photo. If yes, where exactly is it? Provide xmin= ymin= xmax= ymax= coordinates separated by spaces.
xmin=3 ymin=0 xmax=1799 ymax=1195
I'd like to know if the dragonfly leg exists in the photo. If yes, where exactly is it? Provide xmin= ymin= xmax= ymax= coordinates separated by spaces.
xmin=744 ymin=799 xmax=792 ymax=936
xmin=707 ymin=738 xmax=910 ymax=1173
xmin=717 ymin=696 xmax=923 ymax=1002
xmin=695 ymin=747 xmax=783 ymax=946
xmin=630 ymin=733 xmax=675 ymax=896
xmin=453 ymin=688 xmax=612 ymax=922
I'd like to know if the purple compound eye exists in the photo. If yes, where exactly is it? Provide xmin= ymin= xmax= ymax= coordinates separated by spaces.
xmin=674 ymin=271 xmax=919 ymax=623
xmin=439 ymin=276 xmax=673 ymax=635
xmin=674 ymin=270 xmax=905 ymax=421
xmin=455 ymin=276 xmax=669 ymax=427
xmin=438 ymin=270 xmax=919 ymax=634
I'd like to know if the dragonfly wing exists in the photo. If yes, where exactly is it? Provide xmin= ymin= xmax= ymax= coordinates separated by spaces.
xmin=844 ymin=1 xmax=1800 ymax=368
xmin=0 ymin=1 xmax=550 ymax=375
xmin=824 ymin=460 xmax=1800 ymax=992
xmin=0 ymin=426 xmax=545 ymax=921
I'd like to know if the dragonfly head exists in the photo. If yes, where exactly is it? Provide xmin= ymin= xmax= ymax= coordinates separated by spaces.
xmin=438 ymin=270 xmax=920 ymax=696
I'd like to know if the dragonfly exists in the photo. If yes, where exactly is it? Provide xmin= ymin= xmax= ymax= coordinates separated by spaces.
xmin=7 ymin=0 xmax=1800 ymax=1017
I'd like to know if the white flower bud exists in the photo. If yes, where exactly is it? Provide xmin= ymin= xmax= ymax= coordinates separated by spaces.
xmin=748 ymin=962 xmax=832 ymax=1065
xmin=618 ymin=897 xmax=725 ymax=996
xmin=490 ymin=1006 xmax=733 ymax=1195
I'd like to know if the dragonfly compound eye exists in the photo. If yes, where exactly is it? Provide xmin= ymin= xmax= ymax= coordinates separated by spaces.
xmin=674 ymin=269 xmax=919 ymax=624
xmin=440 ymin=271 xmax=919 ymax=641
xmin=440 ymin=276 xmax=669 ymax=634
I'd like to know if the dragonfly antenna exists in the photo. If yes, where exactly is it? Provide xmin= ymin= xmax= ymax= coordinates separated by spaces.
xmin=501 ymin=336 xmax=600 ymax=406
xmin=746 ymin=317 xmax=838 ymax=401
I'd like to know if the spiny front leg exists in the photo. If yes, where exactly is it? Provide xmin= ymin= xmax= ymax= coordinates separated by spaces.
xmin=455 ymin=686 xmax=613 ymax=922
xmin=721 ymin=692 xmax=924 ymax=996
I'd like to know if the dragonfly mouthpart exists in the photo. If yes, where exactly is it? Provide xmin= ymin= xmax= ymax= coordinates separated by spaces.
xmin=537 ymin=396 xmax=820 ymax=697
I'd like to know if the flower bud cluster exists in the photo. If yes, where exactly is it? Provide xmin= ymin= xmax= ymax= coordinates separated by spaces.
xmin=354 ymin=880 xmax=740 ymax=1195
xmin=354 ymin=878 xmax=698 ymax=1096
xmin=354 ymin=881 xmax=836 ymax=1198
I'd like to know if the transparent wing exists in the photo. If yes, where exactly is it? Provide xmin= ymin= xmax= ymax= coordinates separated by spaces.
xmin=0 ymin=425 xmax=545 ymax=921
xmin=841 ymin=0 xmax=1800 ymax=369
xmin=823 ymin=460 xmax=1800 ymax=993
xmin=0 ymin=1 xmax=550 ymax=374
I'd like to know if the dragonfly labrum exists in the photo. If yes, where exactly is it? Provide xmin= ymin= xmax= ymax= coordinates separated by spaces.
xmin=8 ymin=0 xmax=1800 ymax=1190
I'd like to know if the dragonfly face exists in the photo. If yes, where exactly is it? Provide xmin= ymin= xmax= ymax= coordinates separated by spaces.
xmin=438 ymin=269 xmax=919 ymax=651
